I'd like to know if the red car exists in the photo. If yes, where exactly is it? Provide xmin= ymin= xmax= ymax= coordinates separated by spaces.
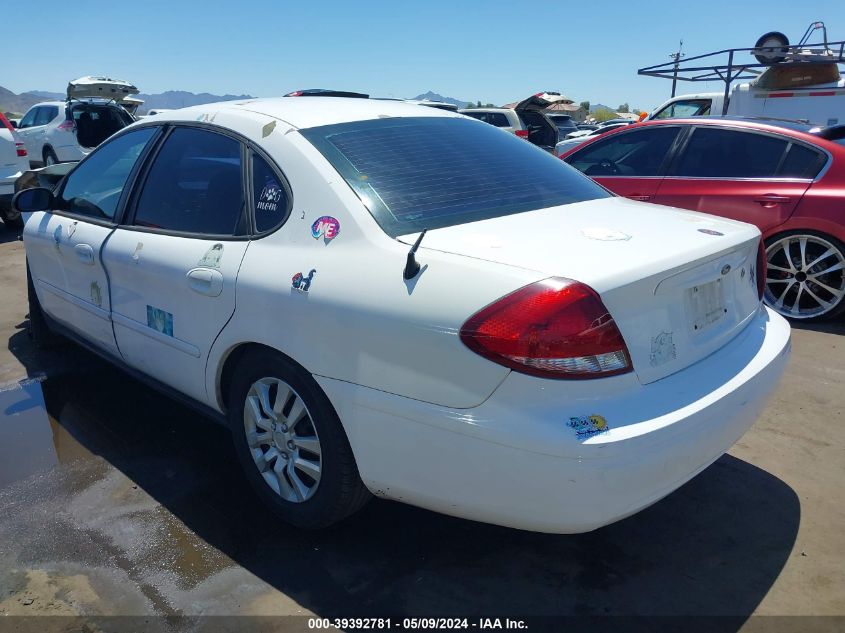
xmin=560 ymin=117 xmax=845 ymax=321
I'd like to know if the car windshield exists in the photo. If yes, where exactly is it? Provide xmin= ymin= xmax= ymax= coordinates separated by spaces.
xmin=300 ymin=117 xmax=609 ymax=237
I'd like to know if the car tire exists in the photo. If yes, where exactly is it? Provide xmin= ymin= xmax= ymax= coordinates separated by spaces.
xmin=26 ymin=263 xmax=62 ymax=348
xmin=764 ymin=230 xmax=845 ymax=321
xmin=227 ymin=348 xmax=370 ymax=529
xmin=43 ymin=147 xmax=59 ymax=166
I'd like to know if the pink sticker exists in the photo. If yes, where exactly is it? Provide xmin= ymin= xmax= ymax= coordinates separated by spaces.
xmin=311 ymin=216 xmax=340 ymax=242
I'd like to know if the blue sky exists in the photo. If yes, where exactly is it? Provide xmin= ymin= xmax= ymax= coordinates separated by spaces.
xmin=4 ymin=1 xmax=843 ymax=111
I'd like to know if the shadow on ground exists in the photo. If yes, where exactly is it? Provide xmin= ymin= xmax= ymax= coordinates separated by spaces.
xmin=1 ymin=332 xmax=801 ymax=628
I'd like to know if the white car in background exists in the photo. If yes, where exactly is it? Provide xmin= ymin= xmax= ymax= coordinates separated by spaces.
xmin=14 ymin=96 xmax=790 ymax=533
xmin=555 ymin=122 xmax=635 ymax=155
xmin=0 ymin=112 xmax=29 ymax=228
xmin=459 ymin=93 xmax=570 ymax=152
xmin=15 ymin=76 xmax=137 ymax=167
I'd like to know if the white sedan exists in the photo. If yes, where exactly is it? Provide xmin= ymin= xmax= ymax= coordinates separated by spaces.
xmin=14 ymin=97 xmax=790 ymax=533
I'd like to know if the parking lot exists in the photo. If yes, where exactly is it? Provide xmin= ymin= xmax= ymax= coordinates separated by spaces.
xmin=0 ymin=223 xmax=843 ymax=630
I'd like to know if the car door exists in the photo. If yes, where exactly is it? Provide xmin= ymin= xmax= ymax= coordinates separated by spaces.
xmin=23 ymin=126 xmax=160 ymax=353
xmin=654 ymin=126 xmax=813 ymax=231
xmin=563 ymin=125 xmax=682 ymax=201
xmin=101 ymin=125 xmax=252 ymax=404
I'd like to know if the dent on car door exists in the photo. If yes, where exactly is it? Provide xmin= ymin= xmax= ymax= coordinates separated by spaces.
xmin=564 ymin=126 xmax=681 ymax=200
xmin=102 ymin=126 xmax=254 ymax=404
xmin=654 ymin=127 xmax=814 ymax=231
xmin=23 ymin=126 xmax=159 ymax=352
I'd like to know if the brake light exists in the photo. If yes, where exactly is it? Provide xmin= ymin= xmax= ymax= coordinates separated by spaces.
xmin=756 ymin=239 xmax=767 ymax=300
xmin=460 ymin=278 xmax=632 ymax=379
xmin=515 ymin=129 xmax=530 ymax=139
xmin=57 ymin=119 xmax=74 ymax=131
xmin=15 ymin=142 xmax=26 ymax=157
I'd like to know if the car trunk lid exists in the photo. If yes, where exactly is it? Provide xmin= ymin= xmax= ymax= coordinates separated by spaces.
xmin=66 ymin=76 xmax=139 ymax=102
xmin=398 ymin=198 xmax=763 ymax=384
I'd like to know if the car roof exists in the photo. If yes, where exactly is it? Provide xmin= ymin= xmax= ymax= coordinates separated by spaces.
xmin=156 ymin=97 xmax=461 ymax=129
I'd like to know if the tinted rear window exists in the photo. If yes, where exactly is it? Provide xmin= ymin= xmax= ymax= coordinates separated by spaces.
xmin=300 ymin=117 xmax=608 ymax=237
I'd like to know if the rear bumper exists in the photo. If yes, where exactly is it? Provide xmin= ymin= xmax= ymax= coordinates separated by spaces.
xmin=317 ymin=306 xmax=791 ymax=533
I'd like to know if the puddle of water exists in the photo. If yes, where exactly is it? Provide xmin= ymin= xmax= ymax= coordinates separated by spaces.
xmin=0 ymin=379 xmax=96 ymax=487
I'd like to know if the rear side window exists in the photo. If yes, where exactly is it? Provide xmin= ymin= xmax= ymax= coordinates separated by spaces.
xmin=487 ymin=112 xmax=511 ymax=127
xmin=59 ymin=127 xmax=157 ymax=220
xmin=252 ymin=153 xmax=289 ymax=232
xmin=778 ymin=143 xmax=826 ymax=179
xmin=672 ymin=128 xmax=788 ymax=178
xmin=301 ymin=117 xmax=609 ymax=237
xmin=652 ymin=99 xmax=712 ymax=119
xmin=567 ymin=126 xmax=680 ymax=177
xmin=35 ymin=106 xmax=58 ymax=126
xmin=134 ymin=127 xmax=246 ymax=236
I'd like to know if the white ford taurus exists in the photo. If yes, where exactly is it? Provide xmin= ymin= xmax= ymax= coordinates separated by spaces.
xmin=14 ymin=96 xmax=791 ymax=533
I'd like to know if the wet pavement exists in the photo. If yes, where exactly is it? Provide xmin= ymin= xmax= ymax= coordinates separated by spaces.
xmin=0 ymin=226 xmax=843 ymax=631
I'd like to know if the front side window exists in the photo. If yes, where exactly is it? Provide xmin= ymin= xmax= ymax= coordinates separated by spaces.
xmin=652 ymin=99 xmax=712 ymax=119
xmin=301 ymin=117 xmax=609 ymax=237
xmin=59 ymin=127 xmax=157 ymax=220
xmin=18 ymin=108 xmax=38 ymax=129
xmin=566 ymin=126 xmax=680 ymax=177
xmin=672 ymin=128 xmax=788 ymax=179
xmin=133 ymin=127 xmax=246 ymax=236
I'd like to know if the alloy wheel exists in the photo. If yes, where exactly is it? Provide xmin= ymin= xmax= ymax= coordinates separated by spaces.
xmin=243 ymin=377 xmax=323 ymax=502
xmin=765 ymin=234 xmax=845 ymax=319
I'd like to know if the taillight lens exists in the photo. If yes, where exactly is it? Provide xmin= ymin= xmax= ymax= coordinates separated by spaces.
xmin=756 ymin=239 xmax=767 ymax=300
xmin=515 ymin=129 xmax=530 ymax=139
xmin=15 ymin=142 xmax=27 ymax=157
xmin=460 ymin=278 xmax=632 ymax=379
xmin=57 ymin=119 xmax=74 ymax=131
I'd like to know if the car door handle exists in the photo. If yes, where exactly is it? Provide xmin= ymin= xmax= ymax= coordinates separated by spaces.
xmin=628 ymin=194 xmax=653 ymax=201
xmin=74 ymin=243 xmax=95 ymax=265
xmin=186 ymin=268 xmax=224 ymax=297
xmin=754 ymin=194 xmax=791 ymax=207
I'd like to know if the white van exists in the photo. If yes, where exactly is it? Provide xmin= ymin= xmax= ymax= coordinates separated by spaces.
xmin=648 ymin=64 xmax=844 ymax=126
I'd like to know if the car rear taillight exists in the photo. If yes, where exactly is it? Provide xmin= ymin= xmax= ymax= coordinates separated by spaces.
xmin=515 ymin=129 xmax=530 ymax=139
xmin=756 ymin=239 xmax=767 ymax=300
xmin=57 ymin=120 xmax=74 ymax=131
xmin=15 ymin=142 xmax=26 ymax=157
xmin=460 ymin=278 xmax=632 ymax=379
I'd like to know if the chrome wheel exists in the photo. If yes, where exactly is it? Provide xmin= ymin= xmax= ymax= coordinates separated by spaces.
xmin=765 ymin=234 xmax=845 ymax=319
xmin=243 ymin=377 xmax=322 ymax=503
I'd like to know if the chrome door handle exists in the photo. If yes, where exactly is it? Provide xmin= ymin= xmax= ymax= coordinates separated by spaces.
xmin=74 ymin=243 xmax=95 ymax=265
xmin=186 ymin=268 xmax=224 ymax=297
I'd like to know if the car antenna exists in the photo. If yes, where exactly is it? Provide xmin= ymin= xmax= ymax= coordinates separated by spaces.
xmin=403 ymin=229 xmax=427 ymax=280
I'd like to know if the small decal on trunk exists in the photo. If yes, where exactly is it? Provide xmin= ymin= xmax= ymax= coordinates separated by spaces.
xmin=198 ymin=243 xmax=224 ymax=268
xmin=262 ymin=120 xmax=277 ymax=137
xmin=581 ymin=227 xmax=631 ymax=241
xmin=132 ymin=242 xmax=144 ymax=262
xmin=650 ymin=331 xmax=677 ymax=366
xmin=567 ymin=415 xmax=609 ymax=438
xmin=698 ymin=228 xmax=724 ymax=236
xmin=146 ymin=306 xmax=173 ymax=337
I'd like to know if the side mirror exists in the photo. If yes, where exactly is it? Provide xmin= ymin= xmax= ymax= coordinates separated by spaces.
xmin=12 ymin=187 xmax=55 ymax=213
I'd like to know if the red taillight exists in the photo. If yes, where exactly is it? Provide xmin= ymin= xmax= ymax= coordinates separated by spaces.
xmin=515 ymin=129 xmax=530 ymax=139
xmin=57 ymin=119 xmax=74 ymax=131
xmin=15 ymin=142 xmax=26 ymax=157
xmin=756 ymin=239 xmax=767 ymax=300
xmin=460 ymin=278 xmax=632 ymax=379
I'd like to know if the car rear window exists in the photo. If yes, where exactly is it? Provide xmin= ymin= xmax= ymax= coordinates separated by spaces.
xmin=300 ymin=117 xmax=608 ymax=237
